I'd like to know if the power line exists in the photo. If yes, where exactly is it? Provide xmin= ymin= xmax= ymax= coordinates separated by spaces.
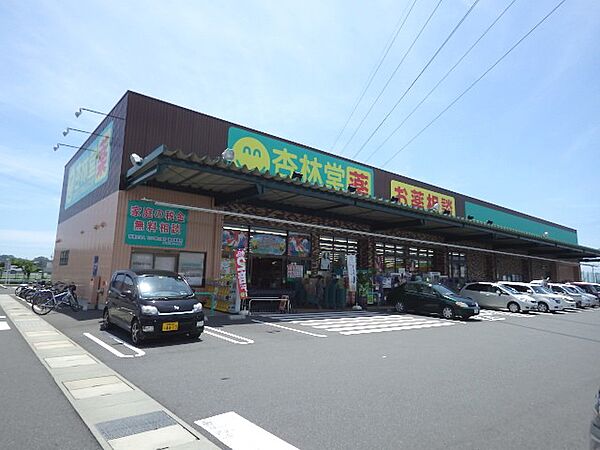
xmin=379 ymin=0 xmax=569 ymax=168
xmin=338 ymin=0 xmax=444 ymax=155
xmin=330 ymin=0 xmax=420 ymax=151
xmin=350 ymin=0 xmax=481 ymax=160
xmin=364 ymin=0 xmax=519 ymax=163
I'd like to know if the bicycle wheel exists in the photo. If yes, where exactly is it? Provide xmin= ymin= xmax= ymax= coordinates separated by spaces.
xmin=32 ymin=293 xmax=54 ymax=315
xmin=69 ymin=294 xmax=81 ymax=312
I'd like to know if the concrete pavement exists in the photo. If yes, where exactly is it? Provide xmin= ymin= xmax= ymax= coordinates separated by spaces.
xmin=3 ymin=290 xmax=600 ymax=449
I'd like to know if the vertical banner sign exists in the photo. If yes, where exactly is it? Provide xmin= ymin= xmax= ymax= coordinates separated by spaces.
xmin=125 ymin=200 xmax=187 ymax=248
xmin=234 ymin=249 xmax=248 ymax=300
xmin=347 ymin=254 xmax=357 ymax=293
xmin=65 ymin=121 xmax=113 ymax=209
xmin=228 ymin=127 xmax=374 ymax=196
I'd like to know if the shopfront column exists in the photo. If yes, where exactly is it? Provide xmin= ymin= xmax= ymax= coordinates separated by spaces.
xmin=358 ymin=237 xmax=375 ymax=270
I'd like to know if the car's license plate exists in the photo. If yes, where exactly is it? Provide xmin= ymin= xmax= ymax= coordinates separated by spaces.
xmin=162 ymin=322 xmax=179 ymax=332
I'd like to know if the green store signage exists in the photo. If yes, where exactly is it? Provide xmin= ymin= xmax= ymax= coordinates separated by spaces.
xmin=64 ymin=121 xmax=113 ymax=209
xmin=125 ymin=200 xmax=188 ymax=248
xmin=227 ymin=127 xmax=374 ymax=196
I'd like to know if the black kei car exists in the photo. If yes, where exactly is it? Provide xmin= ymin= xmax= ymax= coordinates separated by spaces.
xmin=592 ymin=385 xmax=600 ymax=450
xmin=102 ymin=270 xmax=204 ymax=345
xmin=388 ymin=281 xmax=479 ymax=320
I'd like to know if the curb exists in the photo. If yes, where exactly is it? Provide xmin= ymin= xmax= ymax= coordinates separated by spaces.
xmin=0 ymin=294 xmax=221 ymax=450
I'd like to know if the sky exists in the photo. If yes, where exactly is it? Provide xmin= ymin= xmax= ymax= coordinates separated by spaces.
xmin=0 ymin=0 xmax=598 ymax=260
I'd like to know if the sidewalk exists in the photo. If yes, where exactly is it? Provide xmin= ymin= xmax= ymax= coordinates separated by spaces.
xmin=0 ymin=294 xmax=221 ymax=450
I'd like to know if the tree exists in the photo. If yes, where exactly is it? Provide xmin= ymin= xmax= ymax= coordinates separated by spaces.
xmin=11 ymin=258 xmax=40 ymax=280
xmin=32 ymin=256 xmax=50 ymax=271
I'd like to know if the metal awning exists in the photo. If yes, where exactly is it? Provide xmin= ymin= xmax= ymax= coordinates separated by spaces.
xmin=126 ymin=145 xmax=600 ymax=262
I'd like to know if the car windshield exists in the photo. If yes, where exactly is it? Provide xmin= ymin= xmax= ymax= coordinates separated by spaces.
xmin=137 ymin=275 xmax=194 ymax=299
xmin=570 ymin=285 xmax=586 ymax=294
xmin=499 ymin=285 xmax=518 ymax=294
xmin=530 ymin=285 xmax=548 ymax=294
xmin=562 ymin=285 xmax=579 ymax=294
xmin=433 ymin=285 xmax=456 ymax=296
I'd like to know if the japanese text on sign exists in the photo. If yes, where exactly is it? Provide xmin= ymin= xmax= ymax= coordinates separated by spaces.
xmin=228 ymin=127 xmax=374 ymax=196
xmin=125 ymin=200 xmax=188 ymax=248
xmin=390 ymin=180 xmax=456 ymax=216
xmin=234 ymin=249 xmax=248 ymax=300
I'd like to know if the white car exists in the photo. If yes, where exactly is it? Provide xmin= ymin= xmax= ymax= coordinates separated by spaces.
xmin=499 ymin=282 xmax=567 ymax=313
xmin=568 ymin=285 xmax=600 ymax=307
xmin=570 ymin=282 xmax=600 ymax=307
xmin=460 ymin=282 xmax=538 ymax=313
xmin=546 ymin=283 xmax=591 ymax=308
xmin=537 ymin=287 xmax=577 ymax=309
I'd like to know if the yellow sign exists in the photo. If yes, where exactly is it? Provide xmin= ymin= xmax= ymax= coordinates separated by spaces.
xmin=228 ymin=127 xmax=374 ymax=196
xmin=390 ymin=180 xmax=456 ymax=216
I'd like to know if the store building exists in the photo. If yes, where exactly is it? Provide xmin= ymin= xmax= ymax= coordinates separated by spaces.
xmin=52 ymin=91 xmax=600 ymax=310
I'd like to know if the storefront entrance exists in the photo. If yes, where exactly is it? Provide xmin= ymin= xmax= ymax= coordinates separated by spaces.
xmin=249 ymin=257 xmax=284 ymax=289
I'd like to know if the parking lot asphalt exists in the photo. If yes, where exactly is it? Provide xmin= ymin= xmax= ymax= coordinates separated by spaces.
xmin=6 ymin=293 xmax=600 ymax=450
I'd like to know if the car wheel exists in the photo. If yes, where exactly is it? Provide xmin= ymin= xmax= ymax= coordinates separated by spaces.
xmin=100 ymin=309 xmax=112 ymax=330
xmin=131 ymin=319 xmax=144 ymax=345
xmin=508 ymin=302 xmax=520 ymax=313
xmin=441 ymin=305 xmax=454 ymax=320
xmin=538 ymin=302 xmax=549 ymax=313
xmin=188 ymin=332 xmax=201 ymax=340
xmin=395 ymin=301 xmax=406 ymax=314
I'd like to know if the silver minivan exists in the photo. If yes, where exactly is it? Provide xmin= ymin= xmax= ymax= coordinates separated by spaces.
xmin=460 ymin=282 xmax=538 ymax=313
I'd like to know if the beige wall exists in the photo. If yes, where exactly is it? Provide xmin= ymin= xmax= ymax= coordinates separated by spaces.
xmin=110 ymin=186 xmax=222 ymax=298
xmin=53 ymin=186 xmax=223 ymax=306
xmin=52 ymin=191 xmax=120 ymax=303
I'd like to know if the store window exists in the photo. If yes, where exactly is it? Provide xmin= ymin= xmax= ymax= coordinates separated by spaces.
xmin=130 ymin=251 xmax=206 ymax=287
xmin=408 ymin=247 xmax=434 ymax=272
xmin=448 ymin=252 xmax=467 ymax=279
xmin=319 ymin=236 xmax=358 ymax=266
xmin=178 ymin=252 xmax=206 ymax=287
xmin=221 ymin=225 xmax=311 ymax=291
xmin=375 ymin=242 xmax=405 ymax=273
xmin=131 ymin=253 xmax=154 ymax=270
xmin=59 ymin=250 xmax=70 ymax=266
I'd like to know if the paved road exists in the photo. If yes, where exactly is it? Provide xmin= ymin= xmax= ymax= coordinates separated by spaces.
xmin=5 ymin=293 xmax=600 ymax=449
xmin=0 ymin=298 xmax=100 ymax=450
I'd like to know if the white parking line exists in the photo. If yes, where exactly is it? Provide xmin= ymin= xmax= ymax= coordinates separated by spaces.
xmin=0 ymin=322 xmax=10 ymax=331
xmin=83 ymin=332 xmax=145 ymax=358
xmin=251 ymin=319 xmax=328 ymax=338
xmin=195 ymin=411 xmax=299 ymax=450
xmin=204 ymin=327 xmax=254 ymax=345
xmin=0 ymin=315 xmax=6 ymax=319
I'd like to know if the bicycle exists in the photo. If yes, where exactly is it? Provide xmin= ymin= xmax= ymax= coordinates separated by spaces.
xmin=32 ymin=287 xmax=81 ymax=315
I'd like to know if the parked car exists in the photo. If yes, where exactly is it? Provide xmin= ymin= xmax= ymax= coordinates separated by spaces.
xmin=570 ymin=282 xmax=600 ymax=300
xmin=389 ymin=281 xmax=479 ymax=319
xmin=460 ymin=282 xmax=538 ymax=313
xmin=534 ymin=285 xmax=578 ymax=310
xmin=592 ymin=386 xmax=600 ymax=450
xmin=498 ymin=281 xmax=566 ymax=313
xmin=102 ymin=270 xmax=204 ymax=345
xmin=568 ymin=283 xmax=600 ymax=307
xmin=546 ymin=283 xmax=592 ymax=308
